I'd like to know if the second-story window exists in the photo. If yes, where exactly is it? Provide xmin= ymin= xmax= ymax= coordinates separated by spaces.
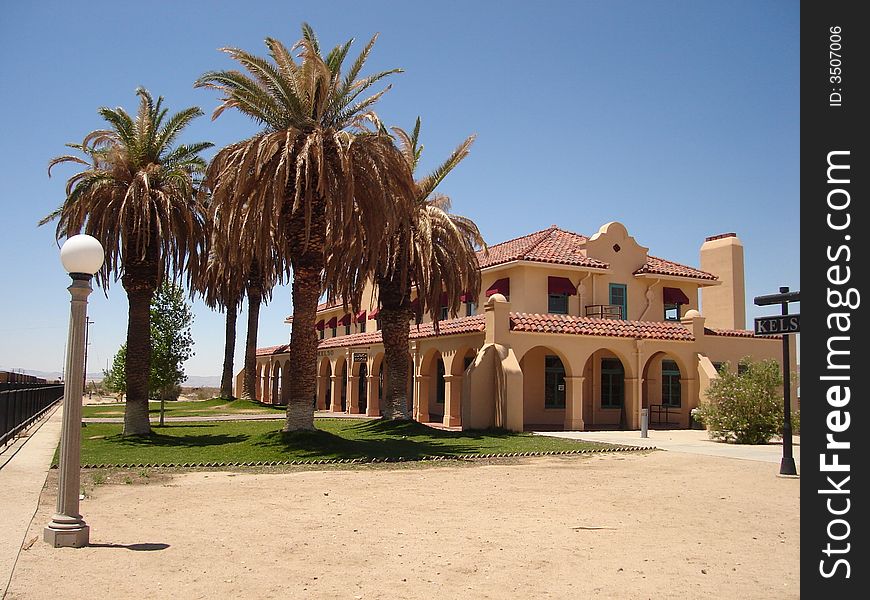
xmin=440 ymin=305 xmax=449 ymax=320
xmin=345 ymin=324 xmax=350 ymax=336
xmin=465 ymin=302 xmax=476 ymax=316
xmin=359 ymin=320 xmax=366 ymax=333
xmin=664 ymin=303 xmax=680 ymax=321
xmin=331 ymin=326 xmax=337 ymax=337
xmin=609 ymin=283 xmax=627 ymax=320
xmin=548 ymin=293 xmax=569 ymax=314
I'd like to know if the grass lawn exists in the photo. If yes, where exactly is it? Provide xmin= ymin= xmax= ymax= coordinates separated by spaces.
xmin=82 ymin=398 xmax=285 ymax=419
xmin=71 ymin=419 xmax=621 ymax=466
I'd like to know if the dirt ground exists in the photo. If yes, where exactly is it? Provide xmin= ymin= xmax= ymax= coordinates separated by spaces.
xmin=7 ymin=451 xmax=799 ymax=599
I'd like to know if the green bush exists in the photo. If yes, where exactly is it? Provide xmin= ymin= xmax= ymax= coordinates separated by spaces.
xmin=696 ymin=357 xmax=783 ymax=444
xmin=790 ymin=408 xmax=800 ymax=435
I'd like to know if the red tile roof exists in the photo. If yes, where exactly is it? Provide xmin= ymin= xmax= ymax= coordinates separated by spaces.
xmin=635 ymin=255 xmax=717 ymax=281
xmin=256 ymin=344 xmax=289 ymax=356
xmin=706 ymin=328 xmax=781 ymax=340
xmin=477 ymin=226 xmax=608 ymax=270
xmin=509 ymin=313 xmax=696 ymax=341
xmin=314 ymin=315 xmax=487 ymax=350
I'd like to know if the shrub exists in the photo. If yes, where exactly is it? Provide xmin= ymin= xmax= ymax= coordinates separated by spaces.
xmin=696 ymin=357 xmax=783 ymax=444
xmin=790 ymin=408 xmax=800 ymax=435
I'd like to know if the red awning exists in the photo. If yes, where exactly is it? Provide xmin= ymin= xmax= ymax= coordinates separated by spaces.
xmin=663 ymin=287 xmax=690 ymax=305
xmin=548 ymin=276 xmax=577 ymax=296
xmin=485 ymin=278 xmax=510 ymax=297
xmin=354 ymin=310 xmax=366 ymax=323
xmin=338 ymin=313 xmax=352 ymax=326
xmin=315 ymin=319 xmax=325 ymax=331
xmin=368 ymin=307 xmax=380 ymax=319
xmin=326 ymin=316 xmax=337 ymax=328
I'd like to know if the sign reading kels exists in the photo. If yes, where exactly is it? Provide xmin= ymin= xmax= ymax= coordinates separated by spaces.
xmin=754 ymin=314 xmax=800 ymax=336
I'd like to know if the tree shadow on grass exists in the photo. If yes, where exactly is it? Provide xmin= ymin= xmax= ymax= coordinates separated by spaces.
xmin=254 ymin=419 xmax=519 ymax=460
xmin=109 ymin=429 xmax=249 ymax=449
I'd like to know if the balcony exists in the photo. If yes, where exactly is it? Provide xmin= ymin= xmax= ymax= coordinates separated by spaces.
xmin=585 ymin=304 xmax=623 ymax=319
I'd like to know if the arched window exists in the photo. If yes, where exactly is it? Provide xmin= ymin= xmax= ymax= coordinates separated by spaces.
xmin=661 ymin=360 xmax=681 ymax=407
xmin=601 ymin=358 xmax=625 ymax=408
xmin=544 ymin=355 xmax=566 ymax=408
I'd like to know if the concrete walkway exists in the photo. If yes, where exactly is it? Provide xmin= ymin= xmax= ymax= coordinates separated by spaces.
xmin=535 ymin=428 xmax=800 ymax=466
xmin=0 ymin=405 xmax=64 ymax=598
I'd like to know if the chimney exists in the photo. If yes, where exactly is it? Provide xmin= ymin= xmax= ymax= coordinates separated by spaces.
xmin=699 ymin=233 xmax=745 ymax=330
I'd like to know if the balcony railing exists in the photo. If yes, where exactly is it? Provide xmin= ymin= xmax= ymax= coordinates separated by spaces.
xmin=585 ymin=304 xmax=623 ymax=319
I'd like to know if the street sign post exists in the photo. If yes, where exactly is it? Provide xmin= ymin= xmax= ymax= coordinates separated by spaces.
xmin=754 ymin=287 xmax=800 ymax=477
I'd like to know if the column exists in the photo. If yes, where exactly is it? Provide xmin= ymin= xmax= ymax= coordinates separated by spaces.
xmin=442 ymin=374 xmax=462 ymax=427
xmin=624 ymin=377 xmax=640 ymax=429
xmin=330 ymin=375 xmax=343 ymax=413
xmin=415 ymin=375 xmax=430 ymax=422
xmin=366 ymin=374 xmax=380 ymax=417
xmin=316 ymin=372 xmax=327 ymax=410
xmin=347 ymin=375 xmax=360 ymax=414
xmin=563 ymin=375 xmax=585 ymax=431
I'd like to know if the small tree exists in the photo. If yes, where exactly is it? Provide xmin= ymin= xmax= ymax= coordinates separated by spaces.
xmin=103 ymin=345 xmax=127 ymax=401
xmin=696 ymin=357 xmax=783 ymax=444
xmin=102 ymin=283 xmax=195 ymax=425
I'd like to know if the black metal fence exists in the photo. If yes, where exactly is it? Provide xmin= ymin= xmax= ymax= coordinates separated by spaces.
xmin=0 ymin=384 xmax=64 ymax=447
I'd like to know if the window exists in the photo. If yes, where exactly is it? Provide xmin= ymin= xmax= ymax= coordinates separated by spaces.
xmin=609 ymin=284 xmax=627 ymax=319
xmin=544 ymin=355 xmax=566 ymax=408
xmin=661 ymin=360 xmax=681 ymax=407
xmin=465 ymin=302 xmax=476 ymax=316
xmin=359 ymin=320 xmax=366 ymax=333
xmin=712 ymin=361 xmax=725 ymax=374
xmin=664 ymin=303 xmax=680 ymax=321
xmin=319 ymin=330 xmax=324 ymax=340
xmin=376 ymin=317 xmax=382 ymax=331
xmin=344 ymin=324 xmax=351 ymax=336
xmin=440 ymin=305 xmax=449 ymax=320
xmin=601 ymin=358 xmax=624 ymax=408
xmin=464 ymin=356 xmax=474 ymax=371
xmin=331 ymin=326 xmax=337 ymax=338
xmin=548 ymin=293 xmax=569 ymax=314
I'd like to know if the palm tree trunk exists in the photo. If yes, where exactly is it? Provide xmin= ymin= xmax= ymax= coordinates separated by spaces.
xmin=219 ymin=299 xmax=238 ymax=399
xmin=123 ymin=285 xmax=153 ymax=436
xmin=283 ymin=260 xmax=321 ymax=432
xmin=379 ymin=273 xmax=412 ymax=420
xmin=242 ymin=279 xmax=262 ymax=401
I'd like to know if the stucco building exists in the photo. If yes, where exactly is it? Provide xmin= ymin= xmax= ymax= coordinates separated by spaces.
xmin=246 ymin=221 xmax=795 ymax=431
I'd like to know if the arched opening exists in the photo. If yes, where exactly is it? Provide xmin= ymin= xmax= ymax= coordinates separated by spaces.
xmin=271 ymin=362 xmax=282 ymax=406
xmin=369 ymin=352 xmax=386 ymax=417
xmin=334 ymin=357 xmax=347 ymax=412
xmin=281 ymin=359 xmax=290 ymax=405
xmin=519 ymin=346 xmax=571 ymax=430
xmin=418 ymin=349 xmax=445 ymax=423
xmin=642 ymin=352 xmax=688 ymax=428
xmin=358 ymin=362 xmax=368 ymax=414
xmin=580 ymin=349 xmax=631 ymax=430
xmin=319 ymin=358 xmax=333 ymax=410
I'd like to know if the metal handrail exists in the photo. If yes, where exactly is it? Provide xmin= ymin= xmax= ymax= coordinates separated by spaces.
xmin=0 ymin=385 xmax=64 ymax=447
xmin=585 ymin=304 xmax=623 ymax=319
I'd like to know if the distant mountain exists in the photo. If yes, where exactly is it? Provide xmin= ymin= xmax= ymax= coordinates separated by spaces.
xmin=182 ymin=375 xmax=221 ymax=388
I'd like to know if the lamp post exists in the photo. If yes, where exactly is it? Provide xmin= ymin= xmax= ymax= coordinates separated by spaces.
xmin=44 ymin=234 xmax=104 ymax=548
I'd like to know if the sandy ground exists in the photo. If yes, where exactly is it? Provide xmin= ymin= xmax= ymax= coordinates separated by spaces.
xmin=7 ymin=451 xmax=799 ymax=600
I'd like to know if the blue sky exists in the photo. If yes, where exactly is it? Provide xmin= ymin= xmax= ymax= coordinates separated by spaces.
xmin=0 ymin=1 xmax=799 ymax=378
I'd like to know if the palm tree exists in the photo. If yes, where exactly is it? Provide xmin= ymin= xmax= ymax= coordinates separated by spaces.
xmin=41 ymin=88 xmax=211 ymax=435
xmin=377 ymin=119 xmax=486 ymax=420
xmin=196 ymin=24 xmax=415 ymax=431
xmin=192 ymin=198 xmax=283 ymax=402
